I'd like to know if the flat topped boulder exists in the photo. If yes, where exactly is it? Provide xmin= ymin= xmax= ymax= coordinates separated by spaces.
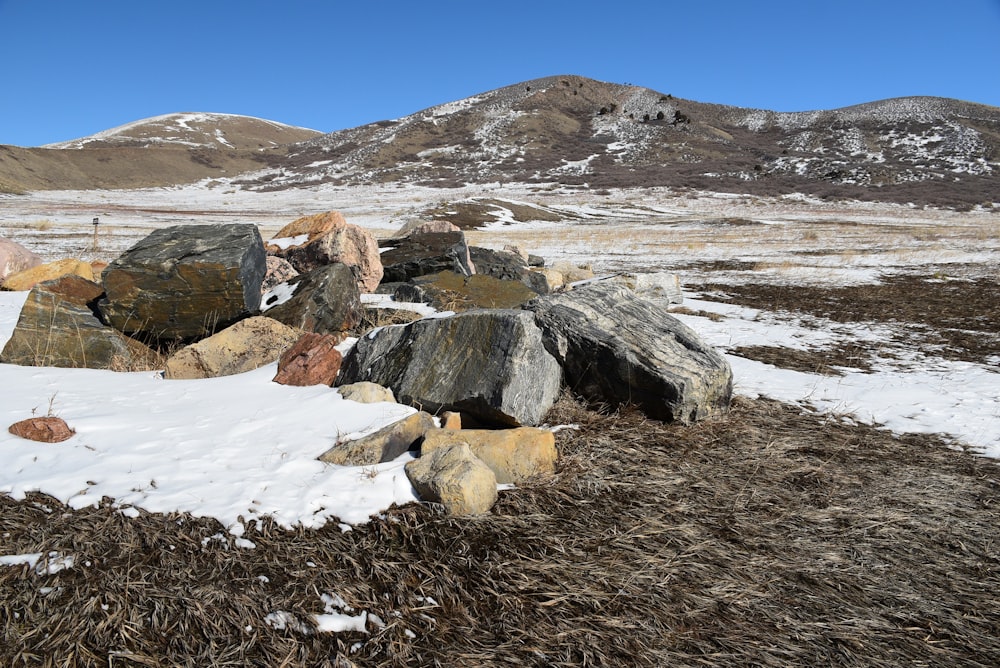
xmin=98 ymin=224 xmax=265 ymax=343
xmin=525 ymin=282 xmax=732 ymax=423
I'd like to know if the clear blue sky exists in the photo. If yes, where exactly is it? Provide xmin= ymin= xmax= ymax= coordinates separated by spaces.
xmin=2 ymin=0 xmax=998 ymax=147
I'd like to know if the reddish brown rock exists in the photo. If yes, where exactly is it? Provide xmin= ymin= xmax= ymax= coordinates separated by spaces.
xmin=8 ymin=416 xmax=75 ymax=443
xmin=273 ymin=332 xmax=344 ymax=387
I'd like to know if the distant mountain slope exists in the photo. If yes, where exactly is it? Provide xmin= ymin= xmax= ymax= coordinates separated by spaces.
xmin=0 ymin=114 xmax=322 ymax=193
xmin=44 ymin=113 xmax=322 ymax=151
xmin=2 ymin=77 xmax=998 ymax=208
xmin=241 ymin=75 xmax=999 ymax=208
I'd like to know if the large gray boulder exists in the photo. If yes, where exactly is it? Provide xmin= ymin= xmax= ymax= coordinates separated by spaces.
xmin=337 ymin=309 xmax=562 ymax=427
xmin=262 ymin=263 xmax=361 ymax=336
xmin=99 ymin=224 xmax=265 ymax=343
xmin=524 ymin=282 xmax=732 ymax=423
xmin=378 ymin=231 xmax=474 ymax=283
xmin=1 ymin=275 xmax=157 ymax=370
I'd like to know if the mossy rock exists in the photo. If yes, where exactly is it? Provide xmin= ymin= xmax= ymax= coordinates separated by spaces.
xmin=402 ymin=271 xmax=539 ymax=312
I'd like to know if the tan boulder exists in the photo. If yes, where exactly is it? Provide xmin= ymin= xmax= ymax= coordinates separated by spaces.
xmin=2 ymin=258 xmax=94 ymax=291
xmin=272 ymin=332 xmax=343 ymax=387
xmin=266 ymin=211 xmax=348 ymax=251
xmin=337 ymin=381 xmax=396 ymax=404
xmin=551 ymin=260 xmax=595 ymax=285
xmin=420 ymin=427 xmax=557 ymax=484
xmin=8 ymin=416 xmax=75 ymax=443
xmin=439 ymin=411 xmax=462 ymax=430
xmin=392 ymin=219 xmax=461 ymax=238
xmin=404 ymin=443 xmax=498 ymax=515
xmin=318 ymin=411 xmax=435 ymax=466
xmin=261 ymin=255 xmax=299 ymax=294
xmin=163 ymin=316 xmax=301 ymax=379
xmin=268 ymin=212 xmax=383 ymax=293
xmin=530 ymin=267 xmax=565 ymax=292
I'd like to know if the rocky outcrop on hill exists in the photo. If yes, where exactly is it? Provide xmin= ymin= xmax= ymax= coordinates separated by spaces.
xmin=337 ymin=309 xmax=562 ymax=427
xmin=524 ymin=282 xmax=731 ymax=423
xmin=98 ymin=224 xmax=265 ymax=343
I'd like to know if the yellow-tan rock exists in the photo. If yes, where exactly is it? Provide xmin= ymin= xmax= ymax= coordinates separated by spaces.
xmin=420 ymin=427 xmax=557 ymax=484
xmin=404 ymin=443 xmax=498 ymax=515
xmin=2 ymin=258 xmax=94 ymax=291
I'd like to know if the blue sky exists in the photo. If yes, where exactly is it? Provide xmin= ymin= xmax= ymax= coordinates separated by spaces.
xmin=1 ymin=0 xmax=998 ymax=147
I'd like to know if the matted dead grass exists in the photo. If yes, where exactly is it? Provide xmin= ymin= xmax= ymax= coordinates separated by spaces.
xmin=3 ymin=395 xmax=998 ymax=667
xmin=696 ymin=271 xmax=1000 ymax=365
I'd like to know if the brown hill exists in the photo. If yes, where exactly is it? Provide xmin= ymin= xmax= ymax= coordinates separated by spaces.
xmin=243 ymin=75 xmax=1000 ymax=208
xmin=3 ymin=77 xmax=998 ymax=208
xmin=0 ymin=113 xmax=322 ymax=193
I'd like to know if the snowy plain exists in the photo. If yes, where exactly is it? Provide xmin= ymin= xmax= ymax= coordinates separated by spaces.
xmin=0 ymin=180 xmax=998 ymax=544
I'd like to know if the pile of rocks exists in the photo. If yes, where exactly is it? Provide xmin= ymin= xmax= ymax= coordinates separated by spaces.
xmin=0 ymin=211 xmax=730 ymax=514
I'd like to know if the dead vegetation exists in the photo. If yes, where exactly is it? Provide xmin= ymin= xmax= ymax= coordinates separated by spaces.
xmin=3 ymin=394 xmax=998 ymax=667
xmin=695 ymin=271 xmax=1000 ymax=365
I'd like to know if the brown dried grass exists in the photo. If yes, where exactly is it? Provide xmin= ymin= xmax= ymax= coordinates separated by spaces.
xmin=2 ymin=394 xmax=999 ymax=666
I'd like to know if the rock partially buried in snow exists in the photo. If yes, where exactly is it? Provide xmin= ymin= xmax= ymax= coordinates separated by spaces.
xmin=163 ymin=316 xmax=301 ymax=379
xmin=525 ymin=282 xmax=732 ymax=423
xmin=404 ymin=443 xmax=498 ymax=515
xmin=318 ymin=411 xmax=435 ymax=466
xmin=337 ymin=381 xmax=396 ymax=404
xmin=272 ymin=332 xmax=344 ymax=387
xmin=8 ymin=416 xmax=75 ymax=443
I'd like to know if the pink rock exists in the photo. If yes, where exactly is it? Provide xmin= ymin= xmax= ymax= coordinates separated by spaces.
xmin=0 ymin=237 xmax=43 ymax=282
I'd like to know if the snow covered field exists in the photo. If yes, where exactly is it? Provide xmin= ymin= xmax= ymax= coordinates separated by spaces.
xmin=0 ymin=180 xmax=997 ymax=536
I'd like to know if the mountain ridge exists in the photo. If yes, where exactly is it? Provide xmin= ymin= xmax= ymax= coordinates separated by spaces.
xmin=2 ymin=75 xmax=997 ymax=208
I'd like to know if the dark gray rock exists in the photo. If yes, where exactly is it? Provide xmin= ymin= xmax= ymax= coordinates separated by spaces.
xmin=378 ymin=231 xmax=474 ymax=283
xmin=338 ymin=309 xmax=562 ymax=427
xmin=98 ymin=224 xmax=265 ymax=343
xmin=469 ymin=246 xmax=548 ymax=294
xmin=1 ymin=275 xmax=157 ymax=369
xmin=262 ymin=263 xmax=361 ymax=335
xmin=524 ymin=282 xmax=732 ymax=423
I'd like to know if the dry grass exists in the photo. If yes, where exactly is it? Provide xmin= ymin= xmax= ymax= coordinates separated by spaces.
xmin=694 ymin=272 xmax=1000 ymax=365
xmin=2 ymin=395 xmax=998 ymax=666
